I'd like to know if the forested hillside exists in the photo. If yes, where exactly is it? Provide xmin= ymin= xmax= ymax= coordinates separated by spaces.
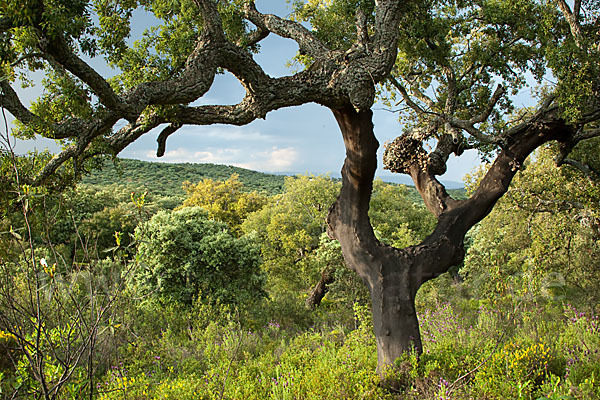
xmin=82 ymin=158 xmax=286 ymax=196
xmin=81 ymin=157 xmax=467 ymax=202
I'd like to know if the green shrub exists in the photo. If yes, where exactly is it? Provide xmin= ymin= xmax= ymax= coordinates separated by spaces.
xmin=134 ymin=207 xmax=266 ymax=306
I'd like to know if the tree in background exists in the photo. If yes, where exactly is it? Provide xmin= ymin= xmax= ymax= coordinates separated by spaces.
xmin=180 ymin=174 xmax=267 ymax=235
xmin=2 ymin=0 xmax=600 ymax=374
xmin=134 ymin=206 xmax=265 ymax=306
xmin=242 ymin=175 xmax=340 ymax=322
xmin=463 ymin=143 xmax=600 ymax=304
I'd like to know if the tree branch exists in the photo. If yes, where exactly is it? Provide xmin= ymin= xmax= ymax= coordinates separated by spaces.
xmin=470 ymin=84 xmax=506 ymax=124
xmin=39 ymin=36 xmax=133 ymax=120
xmin=356 ymin=7 xmax=369 ymax=48
xmin=557 ymin=157 xmax=599 ymax=179
xmin=10 ymin=52 xmax=44 ymax=67
xmin=244 ymin=2 xmax=329 ymax=59
xmin=123 ymin=33 xmax=220 ymax=108
xmin=443 ymin=84 xmax=506 ymax=144
xmin=0 ymin=80 xmax=36 ymax=125
xmin=574 ymin=0 xmax=581 ymax=19
xmin=107 ymin=114 xmax=163 ymax=155
xmin=30 ymin=113 xmax=120 ymax=184
xmin=504 ymin=95 xmax=558 ymax=137
xmin=243 ymin=26 xmax=269 ymax=48
xmin=156 ymin=122 xmax=183 ymax=157
xmin=556 ymin=0 xmax=584 ymax=47
xmin=193 ymin=0 xmax=226 ymax=39
xmin=387 ymin=76 xmax=430 ymax=115
xmin=448 ymin=117 xmax=498 ymax=144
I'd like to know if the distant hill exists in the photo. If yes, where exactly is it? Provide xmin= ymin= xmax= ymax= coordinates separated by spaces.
xmin=82 ymin=158 xmax=467 ymax=203
xmin=82 ymin=158 xmax=286 ymax=197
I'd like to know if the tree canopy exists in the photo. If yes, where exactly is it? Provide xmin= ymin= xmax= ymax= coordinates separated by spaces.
xmin=2 ymin=0 xmax=600 ymax=376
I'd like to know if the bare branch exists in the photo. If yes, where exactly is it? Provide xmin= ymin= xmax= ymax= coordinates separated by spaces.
xmin=372 ymin=0 xmax=403 ymax=51
xmin=409 ymin=84 xmax=436 ymax=110
xmin=444 ymin=66 xmax=457 ymax=115
xmin=30 ymin=113 xmax=120 ymax=184
xmin=218 ymin=41 xmax=272 ymax=94
xmin=387 ymin=76 xmax=431 ymax=115
xmin=156 ymin=122 xmax=183 ymax=157
xmin=448 ymin=117 xmax=497 ymax=144
xmin=554 ymin=126 xmax=600 ymax=179
xmin=32 ymin=145 xmax=78 ymax=185
xmin=581 ymin=109 xmax=600 ymax=124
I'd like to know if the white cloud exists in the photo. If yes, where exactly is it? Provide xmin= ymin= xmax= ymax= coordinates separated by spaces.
xmin=138 ymin=145 xmax=299 ymax=173
xmin=179 ymin=125 xmax=276 ymax=143
xmin=142 ymin=148 xmax=242 ymax=164
xmin=237 ymin=146 xmax=299 ymax=172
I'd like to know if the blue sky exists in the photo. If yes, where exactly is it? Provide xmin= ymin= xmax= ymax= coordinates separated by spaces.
xmin=8 ymin=0 xmax=494 ymax=185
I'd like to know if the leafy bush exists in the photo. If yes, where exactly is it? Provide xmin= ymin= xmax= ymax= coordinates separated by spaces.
xmin=134 ymin=206 xmax=266 ymax=306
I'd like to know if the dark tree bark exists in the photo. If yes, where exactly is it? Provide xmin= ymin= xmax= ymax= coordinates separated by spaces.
xmin=305 ymin=268 xmax=335 ymax=309
xmin=327 ymin=104 xmax=423 ymax=373
xmin=327 ymin=103 xmax=575 ymax=375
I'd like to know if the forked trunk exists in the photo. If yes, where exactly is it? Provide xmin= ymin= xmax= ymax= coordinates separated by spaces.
xmin=326 ymin=104 xmax=425 ymax=374
xmin=326 ymin=103 xmax=571 ymax=376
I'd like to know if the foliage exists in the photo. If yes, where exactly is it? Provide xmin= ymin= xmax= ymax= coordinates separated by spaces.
xmin=463 ymin=144 xmax=600 ymax=303
xmin=0 ymin=157 xmax=136 ymax=399
xmin=95 ymin=302 xmax=391 ymax=400
xmin=242 ymin=175 xmax=341 ymax=299
xmin=134 ymin=206 xmax=266 ymax=306
xmin=87 ymin=291 xmax=600 ymax=400
xmin=82 ymin=158 xmax=286 ymax=197
xmin=369 ymin=179 xmax=436 ymax=247
xmin=1 ymin=147 xmax=600 ymax=399
xmin=180 ymin=173 xmax=268 ymax=235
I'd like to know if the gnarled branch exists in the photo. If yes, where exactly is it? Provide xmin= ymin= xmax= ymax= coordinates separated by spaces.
xmin=244 ymin=2 xmax=329 ymax=59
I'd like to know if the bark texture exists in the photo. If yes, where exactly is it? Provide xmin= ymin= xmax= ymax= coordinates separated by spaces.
xmin=328 ymin=103 xmax=576 ymax=374
xmin=326 ymin=105 xmax=424 ymax=372
xmin=305 ymin=268 xmax=335 ymax=309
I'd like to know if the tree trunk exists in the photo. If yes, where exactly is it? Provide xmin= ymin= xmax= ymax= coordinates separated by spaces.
xmin=369 ymin=264 xmax=422 ymax=373
xmin=327 ymin=103 xmax=573 ymax=376
xmin=305 ymin=268 xmax=335 ymax=309
xmin=326 ymin=104 xmax=426 ymax=375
